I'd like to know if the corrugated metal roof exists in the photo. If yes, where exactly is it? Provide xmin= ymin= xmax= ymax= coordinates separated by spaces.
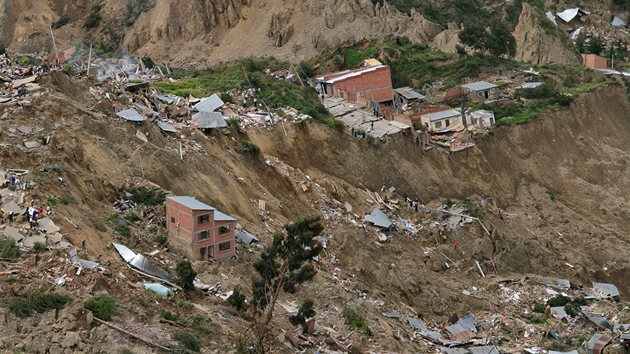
xmin=235 ymin=230 xmax=259 ymax=245
xmin=193 ymin=111 xmax=227 ymax=129
xmin=364 ymin=208 xmax=392 ymax=228
xmin=168 ymin=196 xmax=215 ymax=211
xmin=585 ymin=313 xmax=614 ymax=329
xmin=593 ymin=282 xmax=620 ymax=297
xmin=446 ymin=314 xmax=478 ymax=342
xmin=157 ymin=121 xmax=177 ymax=133
xmin=112 ymin=242 xmax=137 ymax=262
xmin=586 ymin=333 xmax=612 ymax=354
xmin=394 ymin=87 xmax=425 ymax=100
xmin=133 ymin=102 xmax=158 ymax=116
xmin=406 ymin=316 xmax=427 ymax=331
xmin=215 ymin=210 xmax=236 ymax=222
xmin=462 ymin=81 xmax=498 ymax=91
xmin=129 ymin=253 xmax=173 ymax=281
xmin=194 ymin=93 xmax=224 ymax=112
xmin=116 ymin=108 xmax=146 ymax=122
xmin=422 ymin=109 xmax=461 ymax=122
xmin=153 ymin=93 xmax=175 ymax=104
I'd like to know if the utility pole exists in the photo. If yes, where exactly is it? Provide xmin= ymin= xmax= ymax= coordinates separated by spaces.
xmin=289 ymin=60 xmax=305 ymax=87
xmin=87 ymin=43 xmax=92 ymax=77
xmin=49 ymin=26 xmax=61 ymax=67
xmin=460 ymin=88 xmax=468 ymax=128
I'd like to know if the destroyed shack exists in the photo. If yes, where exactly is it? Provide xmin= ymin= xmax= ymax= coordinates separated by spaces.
xmin=166 ymin=196 xmax=236 ymax=260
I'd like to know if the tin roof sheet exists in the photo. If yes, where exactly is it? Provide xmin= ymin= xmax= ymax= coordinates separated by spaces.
xmin=167 ymin=196 xmax=215 ymax=211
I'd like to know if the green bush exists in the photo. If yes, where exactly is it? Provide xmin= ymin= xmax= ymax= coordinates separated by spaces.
xmin=240 ymin=140 xmax=260 ymax=155
xmin=85 ymin=294 xmax=117 ymax=321
xmin=546 ymin=191 xmax=556 ymax=201
xmin=172 ymin=332 xmax=200 ymax=352
xmin=176 ymin=260 xmax=197 ymax=291
xmin=219 ymin=92 xmax=235 ymax=104
xmin=160 ymin=310 xmax=179 ymax=321
xmin=114 ymin=224 xmax=131 ymax=238
xmin=226 ymin=118 xmax=240 ymax=127
xmin=227 ymin=286 xmax=247 ymax=312
xmin=1 ymin=238 xmax=21 ymax=259
xmin=52 ymin=15 xmax=71 ymax=29
xmin=84 ymin=5 xmax=102 ymax=29
xmin=10 ymin=293 xmax=73 ymax=318
xmin=33 ymin=242 xmax=47 ymax=253
xmin=154 ymin=234 xmax=167 ymax=245
xmin=190 ymin=313 xmax=212 ymax=334
xmin=547 ymin=295 xmax=570 ymax=307
xmin=342 ymin=307 xmax=369 ymax=335
xmin=62 ymin=64 xmax=74 ymax=76
xmin=533 ymin=302 xmax=546 ymax=313
xmin=128 ymin=187 xmax=166 ymax=206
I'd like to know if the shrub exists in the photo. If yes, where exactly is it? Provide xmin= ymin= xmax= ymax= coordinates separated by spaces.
xmin=1 ymin=238 xmax=21 ymax=259
xmin=365 ymin=134 xmax=380 ymax=147
xmin=154 ymin=234 xmax=167 ymax=245
xmin=10 ymin=293 xmax=73 ymax=318
xmin=33 ymin=242 xmax=47 ymax=253
xmin=160 ymin=310 xmax=179 ymax=321
xmin=85 ymin=294 xmax=117 ymax=321
xmin=124 ymin=0 xmax=153 ymax=26
xmin=342 ymin=307 xmax=369 ymax=335
xmin=114 ymin=224 xmax=131 ymax=238
xmin=172 ymin=332 xmax=200 ymax=352
xmin=190 ymin=314 xmax=212 ymax=334
xmin=5 ymin=277 xmax=17 ymax=283
xmin=463 ymin=201 xmax=485 ymax=218
xmin=128 ymin=187 xmax=166 ymax=206
xmin=226 ymin=118 xmax=239 ymax=127
xmin=530 ymin=317 xmax=547 ymax=324
xmin=240 ymin=140 xmax=260 ymax=155
xmin=546 ymin=190 xmax=556 ymax=201
xmin=84 ymin=5 xmax=102 ymax=29
xmin=176 ymin=260 xmax=197 ymax=291
xmin=547 ymin=295 xmax=570 ymax=307
xmin=62 ymin=64 xmax=74 ymax=76
xmin=290 ymin=299 xmax=316 ymax=333
xmin=219 ymin=92 xmax=235 ymax=104
xmin=52 ymin=15 xmax=71 ymax=29
xmin=533 ymin=302 xmax=546 ymax=313
xmin=227 ymin=286 xmax=247 ymax=312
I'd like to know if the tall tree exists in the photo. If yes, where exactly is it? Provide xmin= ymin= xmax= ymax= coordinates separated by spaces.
xmin=251 ymin=215 xmax=324 ymax=350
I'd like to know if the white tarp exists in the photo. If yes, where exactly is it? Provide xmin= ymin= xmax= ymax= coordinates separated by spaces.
xmin=613 ymin=16 xmax=626 ymax=26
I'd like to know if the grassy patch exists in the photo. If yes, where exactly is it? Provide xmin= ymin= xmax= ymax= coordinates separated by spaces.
xmin=114 ymin=224 xmax=131 ymax=238
xmin=239 ymin=140 xmax=260 ymax=155
xmin=1 ymin=238 xmax=21 ymax=259
xmin=160 ymin=310 xmax=179 ymax=321
xmin=85 ymin=294 xmax=117 ymax=321
xmin=342 ymin=307 xmax=369 ymax=335
xmin=172 ymin=332 xmax=200 ymax=352
xmin=32 ymin=242 xmax=47 ymax=253
xmin=128 ymin=187 xmax=166 ymax=206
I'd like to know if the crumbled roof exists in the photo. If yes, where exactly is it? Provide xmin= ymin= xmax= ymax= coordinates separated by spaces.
xmin=586 ymin=333 xmax=612 ymax=354
xmin=364 ymin=208 xmax=392 ymax=228
xmin=556 ymin=8 xmax=590 ymax=23
xmin=462 ymin=81 xmax=498 ymax=91
xmin=593 ymin=282 xmax=620 ymax=297
xmin=394 ymin=87 xmax=425 ymax=100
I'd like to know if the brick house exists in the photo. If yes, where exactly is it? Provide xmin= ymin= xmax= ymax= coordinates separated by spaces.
xmin=166 ymin=196 xmax=236 ymax=261
xmin=462 ymin=81 xmax=499 ymax=102
xmin=317 ymin=65 xmax=394 ymax=105
xmin=582 ymin=54 xmax=607 ymax=69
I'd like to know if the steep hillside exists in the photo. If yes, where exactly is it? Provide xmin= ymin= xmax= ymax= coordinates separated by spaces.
xmin=2 ymin=73 xmax=630 ymax=351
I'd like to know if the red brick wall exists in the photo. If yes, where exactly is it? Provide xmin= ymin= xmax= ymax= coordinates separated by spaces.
xmin=332 ymin=66 xmax=393 ymax=103
xmin=166 ymin=198 xmax=235 ymax=260
xmin=582 ymin=54 xmax=607 ymax=69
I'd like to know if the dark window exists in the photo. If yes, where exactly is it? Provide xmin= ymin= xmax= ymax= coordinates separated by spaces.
xmin=219 ymin=241 xmax=230 ymax=252
xmin=171 ymin=217 xmax=175 ymax=223
xmin=200 ymin=247 xmax=206 ymax=258
xmin=198 ymin=231 xmax=209 ymax=241
xmin=198 ymin=214 xmax=209 ymax=225
xmin=219 ymin=224 xmax=230 ymax=235
xmin=435 ymin=121 xmax=442 ymax=128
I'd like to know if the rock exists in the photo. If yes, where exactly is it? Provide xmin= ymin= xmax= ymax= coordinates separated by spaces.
xmin=513 ymin=3 xmax=581 ymax=65
xmin=23 ymin=140 xmax=41 ymax=149
xmin=3 ymin=226 xmax=23 ymax=242
xmin=61 ymin=332 xmax=81 ymax=348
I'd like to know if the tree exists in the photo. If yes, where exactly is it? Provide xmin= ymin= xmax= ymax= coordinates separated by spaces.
xmin=289 ymin=299 xmax=316 ymax=333
xmin=587 ymin=36 xmax=605 ymax=56
xmin=458 ymin=21 xmax=487 ymax=52
xmin=487 ymin=20 xmax=516 ymax=58
xmin=250 ymin=215 xmax=324 ymax=350
xmin=176 ymin=260 xmax=197 ymax=291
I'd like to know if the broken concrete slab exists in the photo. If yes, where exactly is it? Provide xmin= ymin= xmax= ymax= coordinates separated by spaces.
xmin=23 ymin=235 xmax=46 ymax=248
xmin=2 ymin=200 xmax=22 ymax=214
xmin=23 ymin=141 xmax=42 ymax=149
xmin=38 ymin=217 xmax=61 ymax=233
xmin=3 ymin=226 xmax=24 ymax=242
xmin=17 ymin=126 xmax=32 ymax=134
xmin=50 ymin=232 xmax=63 ymax=244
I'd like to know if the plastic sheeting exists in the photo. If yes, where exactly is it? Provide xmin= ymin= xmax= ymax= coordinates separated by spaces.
xmin=144 ymin=283 xmax=170 ymax=297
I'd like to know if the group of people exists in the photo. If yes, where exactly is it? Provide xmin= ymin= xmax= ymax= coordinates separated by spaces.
xmin=10 ymin=200 xmax=53 ymax=228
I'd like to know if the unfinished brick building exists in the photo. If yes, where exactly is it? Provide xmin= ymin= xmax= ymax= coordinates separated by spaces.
xmin=166 ymin=196 xmax=236 ymax=261
xmin=317 ymin=65 xmax=394 ymax=105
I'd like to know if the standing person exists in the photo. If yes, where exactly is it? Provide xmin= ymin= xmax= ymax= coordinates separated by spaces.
xmin=8 ymin=211 xmax=13 ymax=224
xmin=24 ymin=206 xmax=30 ymax=223
xmin=82 ymin=239 xmax=87 ymax=252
